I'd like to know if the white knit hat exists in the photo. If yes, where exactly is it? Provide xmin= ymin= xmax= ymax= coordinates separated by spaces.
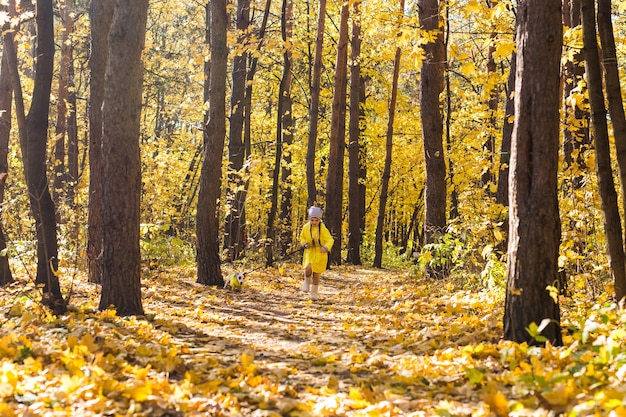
xmin=308 ymin=206 xmax=323 ymax=219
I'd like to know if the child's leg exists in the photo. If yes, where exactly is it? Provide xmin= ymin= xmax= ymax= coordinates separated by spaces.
xmin=302 ymin=264 xmax=313 ymax=291
xmin=310 ymin=272 xmax=321 ymax=300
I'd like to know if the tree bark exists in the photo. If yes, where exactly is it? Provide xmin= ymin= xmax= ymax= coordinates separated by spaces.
xmin=0 ymin=49 xmax=13 ymax=286
xmin=87 ymin=0 xmax=114 ymax=285
xmin=99 ymin=0 xmax=148 ymax=316
xmin=562 ymin=0 xmax=588 ymax=190
xmin=306 ymin=0 xmax=327 ymax=207
xmin=419 ymin=0 xmax=446 ymax=275
xmin=196 ymin=0 xmax=227 ymax=286
xmin=325 ymin=1 xmax=349 ymax=265
xmin=582 ymin=0 xmax=626 ymax=301
xmin=374 ymin=9 xmax=402 ymax=268
xmin=223 ymin=0 xmax=250 ymax=262
xmin=278 ymin=0 xmax=294 ymax=255
xmin=597 ymin=0 xmax=626 ymax=300
xmin=25 ymin=0 xmax=64 ymax=313
xmin=347 ymin=0 xmax=365 ymax=265
xmin=503 ymin=0 xmax=563 ymax=346
xmin=495 ymin=52 xmax=515 ymax=207
xmin=52 ymin=0 xmax=73 ymax=208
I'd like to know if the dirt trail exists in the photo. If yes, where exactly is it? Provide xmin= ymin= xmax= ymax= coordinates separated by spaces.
xmin=137 ymin=264 xmax=501 ymax=416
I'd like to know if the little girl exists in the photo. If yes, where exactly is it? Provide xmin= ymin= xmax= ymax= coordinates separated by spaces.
xmin=300 ymin=206 xmax=334 ymax=300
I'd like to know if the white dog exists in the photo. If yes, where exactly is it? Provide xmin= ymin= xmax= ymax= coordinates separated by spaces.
xmin=224 ymin=271 xmax=245 ymax=290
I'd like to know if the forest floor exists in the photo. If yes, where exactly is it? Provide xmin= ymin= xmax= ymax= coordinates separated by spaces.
xmin=0 ymin=262 xmax=622 ymax=416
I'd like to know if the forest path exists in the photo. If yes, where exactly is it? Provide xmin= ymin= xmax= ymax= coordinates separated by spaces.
xmin=139 ymin=263 xmax=505 ymax=416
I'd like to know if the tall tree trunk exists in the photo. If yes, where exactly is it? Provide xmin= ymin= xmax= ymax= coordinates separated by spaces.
xmin=374 ymin=44 xmax=401 ymax=269
xmin=279 ymin=0 xmax=294 ymax=255
xmin=481 ymin=2 xmax=498 ymax=195
xmin=419 ymin=0 xmax=446 ymax=276
xmin=52 ymin=0 xmax=73 ymax=208
xmin=99 ymin=0 xmax=148 ymax=316
xmin=66 ymin=45 xmax=78 ymax=207
xmin=25 ymin=0 xmax=64 ymax=313
xmin=495 ymin=52 xmax=515 ymax=207
xmin=306 ymin=0 xmax=327 ymax=207
xmin=582 ymin=0 xmax=626 ymax=301
xmin=196 ymin=0 xmax=227 ymax=286
xmin=374 ymin=3 xmax=403 ymax=268
xmin=325 ymin=1 xmax=349 ymax=265
xmin=444 ymin=1 xmax=458 ymax=220
xmin=0 ymin=49 xmax=13 ymax=286
xmin=597 ymin=0 xmax=626 ymax=300
xmin=224 ymin=0 xmax=250 ymax=262
xmin=87 ymin=0 xmax=114 ymax=285
xmin=347 ymin=0 xmax=365 ymax=265
xmin=562 ymin=0 xmax=588 ymax=190
xmin=503 ymin=0 xmax=563 ymax=346
xmin=266 ymin=0 xmax=294 ymax=265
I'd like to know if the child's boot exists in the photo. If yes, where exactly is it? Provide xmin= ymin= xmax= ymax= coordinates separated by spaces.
xmin=310 ymin=284 xmax=319 ymax=300
xmin=302 ymin=273 xmax=311 ymax=291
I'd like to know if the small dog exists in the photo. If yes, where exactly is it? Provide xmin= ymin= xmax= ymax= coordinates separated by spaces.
xmin=224 ymin=271 xmax=245 ymax=290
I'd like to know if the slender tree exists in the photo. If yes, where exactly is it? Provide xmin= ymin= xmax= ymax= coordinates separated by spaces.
xmin=347 ymin=0 xmax=365 ymax=265
xmin=0 ymin=49 xmax=13 ymax=286
xmin=582 ymin=0 xmax=626 ymax=301
xmin=99 ymin=0 xmax=149 ymax=315
xmin=87 ymin=0 xmax=114 ymax=285
xmin=495 ymin=52 xmax=515 ymax=207
xmin=598 ymin=0 xmax=626 ymax=298
xmin=503 ymin=0 xmax=563 ymax=345
xmin=278 ymin=0 xmax=294 ymax=254
xmin=224 ymin=0 xmax=250 ymax=262
xmin=374 ymin=0 xmax=403 ymax=268
xmin=562 ymin=0 xmax=588 ymax=190
xmin=325 ymin=1 xmax=350 ymax=265
xmin=23 ymin=0 xmax=65 ymax=313
xmin=418 ymin=0 xmax=446 ymax=276
xmin=52 ymin=0 xmax=74 ymax=207
xmin=306 ymin=0 xmax=327 ymax=207
xmin=196 ymin=0 xmax=228 ymax=286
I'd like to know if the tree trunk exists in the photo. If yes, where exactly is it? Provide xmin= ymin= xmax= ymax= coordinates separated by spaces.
xmin=347 ymin=0 xmax=365 ymax=265
xmin=99 ymin=0 xmax=148 ymax=316
xmin=495 ymin=52 xmax=515 ymax=207
xmin=52 ymin=0 xmax=73 ymax=208
xmin=278 ymin=0 xmax=294 ymax=255
xmin=325 ymin=1 xmax=349 ymax=265
xmin=66 ymin=45 xmax=78 ymax=207
xmin=196 ymin=0 xmax=227 ymax=286
xmin=87 ymin=0 xmax=114 ymax=285
xmin=597 ymin=0 xmax=626 ymax=300
xmin=582 ymin=0 xmax=626 ymax=301
xmin=374 ymin=20 xmax=402 ymax=269
xmin=562 ymin=0 xmax=588 ymax=190
xmin=306 ymin=0 xmax=327 ymax=207
xmin=0 ymin=49 xmax=13 ymax=286
xmin=266 ymin=0 xmax=294 ymax=265
xmin=419 ymin=0 xmax=446 ymax=275
xmin=503 ymin=0 xmax=563 ymax=346
xmin=443 ymin=1 xmax=458 ymax=220
xmin=223 ymin=0 xmax=250 ymax=262
xmin=25 ymin=0 xmax=64 ymax=313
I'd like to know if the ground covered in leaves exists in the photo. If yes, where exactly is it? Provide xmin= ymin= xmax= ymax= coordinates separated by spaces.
xmin=0 ymin=263 xmax=625 ymax=416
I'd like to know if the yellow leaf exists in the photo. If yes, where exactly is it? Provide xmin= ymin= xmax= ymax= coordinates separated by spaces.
xmin=460 ymin=61 xmax=478 ymax=77
xmin=125 ymin=381 xmax=152 ymax=401
xmin=241 ymin=352 xmax=254 ymax=366
xmin=81 ymin=333 xmax=99 ymax=353
xmin=483 ymin=389 xmax=508 ymax=417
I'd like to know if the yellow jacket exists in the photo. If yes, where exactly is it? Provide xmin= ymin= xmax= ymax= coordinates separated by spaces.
xmin=300 ymin=221 xmax=334 ymax=273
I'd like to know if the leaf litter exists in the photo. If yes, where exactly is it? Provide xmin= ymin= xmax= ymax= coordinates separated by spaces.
xmin=0 ymin=264 xmax=624 ymax=416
